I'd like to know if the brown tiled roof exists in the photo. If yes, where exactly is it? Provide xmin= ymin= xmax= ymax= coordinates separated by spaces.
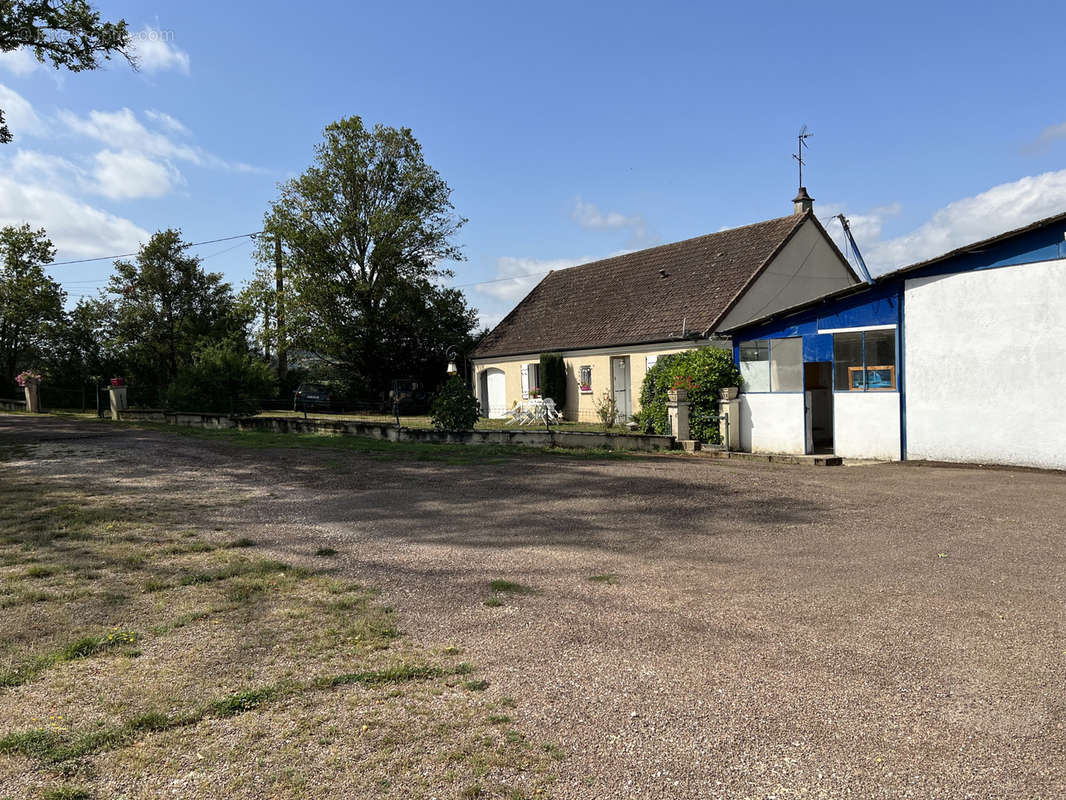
xmin=473 ymin=212 xmax=808 ymax=358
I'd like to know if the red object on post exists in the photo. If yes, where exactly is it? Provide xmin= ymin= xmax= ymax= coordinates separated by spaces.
xmin=110 ymin=377 xmax=125 ymax=386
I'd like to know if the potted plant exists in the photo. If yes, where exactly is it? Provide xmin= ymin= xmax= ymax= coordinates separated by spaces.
xmin=15 ymin=370 xmax=42 ymax=413
xmin=668 ymin=375 xmax=697 ymax=403
xmin=719 ymin=386 xmax=739 ymax=401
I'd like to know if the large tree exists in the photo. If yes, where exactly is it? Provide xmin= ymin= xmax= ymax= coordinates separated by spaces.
xmin=257 ymin=116 xmax=478 ymax=397
xmin=0 ymin=0 xmax=131 ymax=143
xmin=0 ymin=223 xmax=64 ymax=388
xmin=107 ymin=229 xmax=242 ymax=404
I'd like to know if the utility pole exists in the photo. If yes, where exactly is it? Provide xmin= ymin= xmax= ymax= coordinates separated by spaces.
xmin=275 ymin=234 xmax=287 ymax=380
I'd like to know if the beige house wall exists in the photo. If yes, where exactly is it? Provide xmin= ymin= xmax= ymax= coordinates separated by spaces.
xmin=472 ymin=339 xmax=731 ymax=422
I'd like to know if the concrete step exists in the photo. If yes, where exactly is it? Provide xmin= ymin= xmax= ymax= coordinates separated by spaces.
xmin=699 ymin=450 xmax=843 ymax=467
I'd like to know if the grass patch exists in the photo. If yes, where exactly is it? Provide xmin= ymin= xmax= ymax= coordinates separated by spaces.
xmin=463 ymin=679 xmax=490 ymax=692
xmin=315 ymin=547 xmax=338 ymax=556
xmin=211 ymin=686 xmax=278 ymax=717
xmin=226 ymin=537 xmax=256 ymax=548
xmin=483 ymin=596 xmax=504 ymax=608
xmin=24 ymin=564 xmax=55 ymax=578
xmin=588 ymin=573 xmax=618 ymax=584
xmin=487 ymin=714 xmax=511 ymax=724
xmin=0 ymin=630 xmax=137 ymax=687
xmin=41 ymin=787 xmax=93 ymax=800
xmin=489 ymin=580 xmax=535 ymax=595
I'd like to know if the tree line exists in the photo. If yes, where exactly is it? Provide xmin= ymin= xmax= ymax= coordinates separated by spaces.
xmin=1 ymin=117 xmax=484 ymax=413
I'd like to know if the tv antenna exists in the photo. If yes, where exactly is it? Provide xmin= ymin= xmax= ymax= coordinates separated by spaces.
xmin=793 ymin=124 xmax=813 ymax=189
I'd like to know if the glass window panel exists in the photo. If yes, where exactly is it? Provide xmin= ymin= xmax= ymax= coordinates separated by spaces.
xmin=863 ymin=330 xmax=896 ymax=390
xmin=739 ymin=339 xmax=770 ymax=392
xmin=769 ymin=337 xmax=803 ymax=392
xmin=833 ymin=332 xmax=864 ymax=391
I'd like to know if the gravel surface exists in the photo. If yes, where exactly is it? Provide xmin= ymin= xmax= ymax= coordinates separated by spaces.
xmin=3 ymin=415 xmax=1064 ymax=799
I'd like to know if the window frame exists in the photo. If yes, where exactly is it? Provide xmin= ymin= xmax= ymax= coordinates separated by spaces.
xmin=578 ymin=365 xmax=593 ymax=394
xmin=739 ymin=337 xmax=803 ymax=394
xmin=832 ymin=328 xmax=898 ymax=393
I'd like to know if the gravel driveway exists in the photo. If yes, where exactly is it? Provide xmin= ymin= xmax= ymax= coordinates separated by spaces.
xmin=3 ymin=415 xmax=1064 ymax=799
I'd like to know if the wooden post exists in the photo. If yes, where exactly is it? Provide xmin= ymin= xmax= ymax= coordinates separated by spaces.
xmin=275 ymin=234 xmax=287 ymax=380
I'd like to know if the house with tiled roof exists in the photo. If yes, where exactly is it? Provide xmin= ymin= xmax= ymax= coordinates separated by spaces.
xmin=471 ymin=190 xmax=860 ymax=421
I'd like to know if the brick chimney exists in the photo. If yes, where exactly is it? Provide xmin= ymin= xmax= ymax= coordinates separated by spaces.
xmin=792 ymin=186 xmax=814 ymax=215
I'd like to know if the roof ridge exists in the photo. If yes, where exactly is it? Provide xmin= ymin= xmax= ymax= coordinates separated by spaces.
xmin=548 ymin=212 xmax=803 ymax=276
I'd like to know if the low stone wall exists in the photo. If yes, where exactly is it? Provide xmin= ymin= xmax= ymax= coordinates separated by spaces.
xmin=116 ymin=409 xmax=675 ymax=452
xmin=0 ymin=398 xmax=26 ymax=411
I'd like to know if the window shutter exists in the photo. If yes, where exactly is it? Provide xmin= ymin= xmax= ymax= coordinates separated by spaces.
xmin=520 ymin=364 xmax=529 ymax=400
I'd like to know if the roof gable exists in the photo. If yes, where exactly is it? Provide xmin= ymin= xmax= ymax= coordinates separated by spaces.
xmin=472 ymin=213 xmax=811 ymax=359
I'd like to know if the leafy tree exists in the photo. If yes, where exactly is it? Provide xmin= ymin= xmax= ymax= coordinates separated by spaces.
xmin=106 ymin=229 xmax=244 ymax=405
xmin=0 ymin=223 xmax=64 ymax=388
xmin=258 ymin=116 xmax=477 ymax=398
xmin=538 ymin=353 xmax=566 ymax=411
xmin=635 ymin=348 xmax=742 ymax=442
xmin=0 ymin=0 xmax=131 ymax=143
xmin=165 ymin=338 xmax=275 ymax=415
xmin=430 ymin=376 xmax=480 ymax=430
xmin=41 ymin=297 xmax=114 ymax=408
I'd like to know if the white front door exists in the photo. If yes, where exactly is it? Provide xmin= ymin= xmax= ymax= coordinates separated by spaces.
xmin=611 ymin=357 xmax=630 ymax=420
xmin=484 ymin=369 xmax=506 ymax=418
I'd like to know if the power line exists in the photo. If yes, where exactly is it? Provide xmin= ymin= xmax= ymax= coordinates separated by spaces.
xmin=47 ymin=231 xmax=264 ymax=268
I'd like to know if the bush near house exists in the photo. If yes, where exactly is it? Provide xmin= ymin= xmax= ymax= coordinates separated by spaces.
xmin=430 ymin=376 xmax=481 ymax=430
xmin=538 ymin=353 xmax=566 ymax=411
xmin=165 ymin=339 xmax=275 ymax=415
xmin=634 ymin=348 xmax=741 ymax=442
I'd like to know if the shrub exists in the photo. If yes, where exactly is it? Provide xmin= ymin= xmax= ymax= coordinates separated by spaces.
xmin=634 ymin=348 xmax=741 ymax=442
xmin=165 ymin=339 xmax=275 ymax=415
xmin=593 ymin=390 xmax=618 ymax=430
xmin=538 ymin=353 xmax=566 ymax=411
xmin=430 ymin=376 xmax=480 ymax=430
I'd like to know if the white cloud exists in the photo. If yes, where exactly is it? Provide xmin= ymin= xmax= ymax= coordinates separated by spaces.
xmin=476 ymin=255 xmax=595 ymax=303
xmin=8 ymin=149 xmax=89 ymax=192
xmin=1021 ymin=121 xmax=1066 ymax=155
xmin=0 ymin=48 xmax=41 ymax=77
xmin=0 ymin=175 xmax=149 ymax=258
xmin=571 ymin=197 xmax=652 ymax=245
xmin=0 ymin=83 xmax=43 ymax=137
xmin=144 ymin=109 xmax=190 ymax=136
xmin=93 ymin=149 xmax=181 ymax=199
xmin=129 ymin=26 xmax=190 ymax=75
xmin=830 ymin=171 xmax=1066 ymax=275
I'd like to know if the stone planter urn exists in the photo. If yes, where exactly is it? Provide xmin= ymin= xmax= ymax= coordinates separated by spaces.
xmin=719 ymin=386 xmax=739 ymax=401
xmin=667 ymin=388 xmax=688 ymax=403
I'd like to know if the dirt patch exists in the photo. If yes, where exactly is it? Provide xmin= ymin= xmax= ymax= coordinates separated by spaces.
xmin=1 ymin=413 xmax=1064 ymax=799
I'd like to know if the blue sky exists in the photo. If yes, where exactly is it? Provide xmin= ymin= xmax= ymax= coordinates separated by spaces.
xmin=3 ymin=0 xmax=1066 ymax=327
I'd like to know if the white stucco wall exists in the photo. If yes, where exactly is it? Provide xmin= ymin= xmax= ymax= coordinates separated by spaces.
xmin=834 ymin=391 xmax=901 ymax=460
xmin=739 ymin=393 xmax=806 ymax=454
xmin=904 ymin=259 xmax=1066 ymax=470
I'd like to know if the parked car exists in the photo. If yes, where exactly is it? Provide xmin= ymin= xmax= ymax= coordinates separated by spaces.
xmin=382 ymin=378 xmax=431 ymax=415
xmin=293 ymin=383 xmax=333 ymax=412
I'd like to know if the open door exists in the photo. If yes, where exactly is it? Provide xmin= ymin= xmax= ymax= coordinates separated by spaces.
xmin=804 ymin=362 xmax=833 ymax=454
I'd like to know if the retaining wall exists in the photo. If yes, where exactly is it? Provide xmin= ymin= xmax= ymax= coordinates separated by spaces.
xmin=0 ymin=398 xmax=26 ymax=411
xmin=116 ymin=409 xmax=676 ymax=452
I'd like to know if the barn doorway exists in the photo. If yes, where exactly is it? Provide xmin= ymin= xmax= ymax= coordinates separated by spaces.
xmin=805 ymin=361 xmax=834 ymax=453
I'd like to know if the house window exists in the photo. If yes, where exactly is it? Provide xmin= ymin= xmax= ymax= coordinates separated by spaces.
xmin=528 ymin=363 xmax=540 ymax=394
xmin=739 ymin=340 xmax=770 ymax=392
xmin=740 ymin=337 xmax=802 ymax=392
xmin=579 ymin=365 xmax=592 ymax=394
xmin=834 ymin=329 xmax=897 ymax=391
xmin=645 ymin=355 xmax=658 ymax=371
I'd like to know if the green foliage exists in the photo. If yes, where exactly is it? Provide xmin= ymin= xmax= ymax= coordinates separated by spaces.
xmin=429 ymin=376 xmax=480 ymax=430
xmin=0 ymin=224 xmax=64 ymax=387
xmin=538 ymin=353 xmax=566 ymax=410
xmin=165 ymin=338 xmax=275 ymax=415
xmin=1 ymin=0 xmax=131 ymax=144
xmin=257 ymin=116 xmax=478 ymax=398
xmin=634 ymin=348 xmax=741 ymax=442
xmin=593 ymin=390 xmax=618 ymax=430
xmin=108 ymin=229 xmax=246 ymax=406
